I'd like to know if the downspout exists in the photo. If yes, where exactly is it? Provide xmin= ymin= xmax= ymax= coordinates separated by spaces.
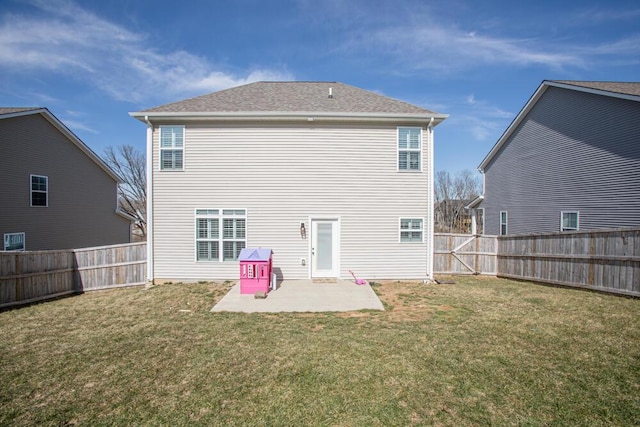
xmin=144 ymin=115 xmax=154 ymax=283
xmin=426 ymin=117 xmax=435 ymax=282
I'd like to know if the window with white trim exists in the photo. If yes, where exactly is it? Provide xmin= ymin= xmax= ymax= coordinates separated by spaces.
xmin=400 ymin=218 xmax=423 ymax=242
xmin=500 ymin=211 xmax=508 ymax=236
xmin=30 ymin=175 xmax=48 ymax=207
xmin=398 ymin=127 xmax=422 ymax=171
xmin=4 ymin=232 xmax=25 ymax=251
xmin=561 ymin=211 xmax=579 ymax=232
xmin=196 ymin=209 xmax=246 ymax=261
xmin=160 ymin=126 xmax=184 ymax=170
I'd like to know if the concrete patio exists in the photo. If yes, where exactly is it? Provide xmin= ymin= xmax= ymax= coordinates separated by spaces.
xmin=211 ymin=279 xmax=385 ymax=313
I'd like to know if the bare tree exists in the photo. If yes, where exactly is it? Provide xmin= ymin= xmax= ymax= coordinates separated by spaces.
xmin=104 ymin=145 xmax=146 ymax=240
xmin=434 ymin=170 xmax=481 ymax=233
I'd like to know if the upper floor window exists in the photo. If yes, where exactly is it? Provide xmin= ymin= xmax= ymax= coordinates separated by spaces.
xmin=500 ymin=211 xmax=508 ymax=236
xmin=561 ymin=211 xmax=579 ymax=232
xmin=160 ymin=126 xmax=184 ymax=170
xmin=4 ymin=232 xmax=25 ymax=251
xmin=400 ymin=218 xmax=424 ymax=242
xmin=398 ymin=127 xmax=422 ymax=171
xmin=30 ymin=175 xmax=48 ymax=207
xmin=196 ymin=209 xmax=246 ymax=261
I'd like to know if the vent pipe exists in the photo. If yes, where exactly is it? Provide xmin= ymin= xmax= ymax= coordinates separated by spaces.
xmin=328 ymin=87 xmax=333 ymax=98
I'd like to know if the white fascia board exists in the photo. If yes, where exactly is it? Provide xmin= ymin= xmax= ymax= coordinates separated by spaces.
xmin=477 ymin=82 xmax=549 ymax=171
xmin=465 ymin=195 xmax=484 ymax=209
xmin=130 ymin=110 xmax=449 ymax=126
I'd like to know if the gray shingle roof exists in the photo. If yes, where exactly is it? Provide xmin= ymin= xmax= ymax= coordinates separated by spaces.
xmin=142 ymin=82 xmax=439 ymax=115
xmin=0 ymin=107 xmax=42 ymax=116
xmin=552 ymin=81 xmax=640 ymax=97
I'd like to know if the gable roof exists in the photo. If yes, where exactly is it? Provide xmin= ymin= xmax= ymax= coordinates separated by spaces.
xmin=477 ymin=80 xmax=640 ymax=171
xmin=0 ymin=107 xmax=122 ymax=183
xmin=131 ymin=81 xmax=447 ymax=124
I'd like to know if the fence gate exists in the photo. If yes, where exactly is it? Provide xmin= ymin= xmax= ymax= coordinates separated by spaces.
xmin=433 ymin=234 xmax=497 ymax=275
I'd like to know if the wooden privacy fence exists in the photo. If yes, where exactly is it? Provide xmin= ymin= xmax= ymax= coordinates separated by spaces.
xmin=498 ymin=229 xmax=640 ymax=297
xmin=434 ymin=234 xmax=498 ymax=275
xmin=1 ymin=242 xmax=146 ymax=308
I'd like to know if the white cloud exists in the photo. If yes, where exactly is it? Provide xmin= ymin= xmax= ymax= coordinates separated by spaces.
xmin=0 ymin=0 xmax=293 ymax=103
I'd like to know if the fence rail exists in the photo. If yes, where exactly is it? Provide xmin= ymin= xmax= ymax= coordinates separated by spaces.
xmin=1 ymin=242 xmax=146 ymax=308
xmin=434 ymin=234 xmax=498 ymax=275
xmin=498 ymin=229 xmax=640 ymax=297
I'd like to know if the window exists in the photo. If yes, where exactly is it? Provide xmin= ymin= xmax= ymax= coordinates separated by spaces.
xmin=561 ymin=211 xmax=579 ymax=232
xmin=500 ymin=211 xmax=508 ymax=236
xmin=400 ymin=218 xmax=423 ymax=242
xmin=30 ymin=175 xmax=48 ymax=207
xmin=4 ymin=232 xmax=25 ymax=251
xmin=398 ymin=127 xmax=422 ymax=171
xmin=160 ymin=126 xmax=184 ymax=170
xmin=196 ymin=209 xmax=246 ymax=261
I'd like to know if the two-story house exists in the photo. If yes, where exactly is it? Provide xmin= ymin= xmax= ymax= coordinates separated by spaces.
xmin=0 ymin=107 xmax=132 ymax=250
xmin=131 ymin=82 xmax=447 ymax=283
xmin=469 ymin=80 xmax=640 ymax=235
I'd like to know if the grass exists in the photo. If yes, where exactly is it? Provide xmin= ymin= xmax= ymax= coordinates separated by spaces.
xmin=1 ymin=277 xmax=639 ymax=426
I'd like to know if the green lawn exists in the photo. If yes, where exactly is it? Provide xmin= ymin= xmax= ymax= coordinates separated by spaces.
xmin=1 ymin=277 xmax=638 ymax=426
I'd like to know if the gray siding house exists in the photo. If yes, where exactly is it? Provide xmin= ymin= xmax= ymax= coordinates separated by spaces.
xmin=131 ymin=82 xmax=447 ymax=282
xmin=0 ymin=108 xmax=131 ymax=250
xmin=470 ymin=80 xmax=640 ymax=236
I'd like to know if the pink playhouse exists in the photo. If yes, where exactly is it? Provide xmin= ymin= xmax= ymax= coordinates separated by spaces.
xmin=239 ymin=248 xmax=273 ymax=294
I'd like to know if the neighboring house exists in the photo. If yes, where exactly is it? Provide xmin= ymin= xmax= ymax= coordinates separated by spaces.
xmin=0 ymin=108 xmax=132 ymax=251
xmin=131 ymin=81 xmax=447 ymax=282
xmin=469 ymin=80 xmax=640 ymax=236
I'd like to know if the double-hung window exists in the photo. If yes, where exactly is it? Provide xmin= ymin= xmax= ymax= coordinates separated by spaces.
xmin=500 ymin=211 xmax=508 ymax=236
xmin=400 ymin=218 xmax=423 ymax=242
xmin=398 ymin=127 xmax=422 ymax=171
xmin=561 ymin=211 xmax=579 ymax=232
xmin=160 ymin=126 xmax=184 ymax=170
xmin=196 ymin=209 xmax=246 ymax=261
xmin=4 ymin=232 xmax=25 ymax=251
xmin=30 ymin=175 xmax=48 ymax=207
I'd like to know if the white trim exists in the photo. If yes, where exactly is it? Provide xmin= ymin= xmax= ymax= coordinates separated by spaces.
xmin=397 ymin=126 xmax=423 ymax=172
xmin=131 ymin=110 xmax=449 ymax=124
xmin=500 ymin=211 xmax=508 ymax=236
xmin=145 ymin=118 xmax=154 ymax=281
xmin=3 ymin=232 xmax=25 ymax=251
xmin=194 ymin=208 xmax=247 ymax=262
xmin=426 ymin=120 xmax=435 ymax=279
xmin=30 ymin=174 xmax=48 ymax=207
xmin=399 ymin=217 xmax=425 ymax=243
xmin=561 ymin=211 xmax=580 ymax=232
xmin=309 ymin=216 xmax=341 ymax=278
xmin=159 ymin=125 xmax=185 ymax=171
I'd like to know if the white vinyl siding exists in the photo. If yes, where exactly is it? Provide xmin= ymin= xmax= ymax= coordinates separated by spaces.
xmin=30 ymin=174 xmax=48 ymax=207
xmin=152 ymin=122 xmax=432 ymax=281
xmin=159 ymin=126 xmax=184 ymax=170
xmin=561 ymin=211 xmax=579 ymax=231
xmin=398 ymin=127 xmax=422 ymax=171
xmin=4 ymin=232 xmax=25 ymax=251
xmin=195 ymin=209 xmax=246 ymax=261
xmin=399 ymin=218 xmax=423 ymax=242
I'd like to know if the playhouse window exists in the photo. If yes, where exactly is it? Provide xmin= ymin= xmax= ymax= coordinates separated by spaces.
xmin=196 ymin=209 xmax=246 ymax=261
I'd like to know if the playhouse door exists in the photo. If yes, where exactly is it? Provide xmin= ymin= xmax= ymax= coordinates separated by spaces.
xmin=311 ymin=219 xmax=339 ymax=278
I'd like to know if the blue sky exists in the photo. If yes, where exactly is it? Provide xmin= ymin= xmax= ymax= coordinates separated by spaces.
xmin=1 ymin=0 xmax=639 ymax=175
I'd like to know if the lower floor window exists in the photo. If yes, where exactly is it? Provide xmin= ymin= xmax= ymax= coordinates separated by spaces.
xmin=4 ymin=232 xmax=25 ymax=251
xmin=561 ymin=211 xmax=579 ymax=232
xmin=500 ymin=211 xmax=508 ymax=236
xmin=400 ymin=218 xmax=423 ymax=242
xmin=196 ymin=209 xmax=246 ymax=261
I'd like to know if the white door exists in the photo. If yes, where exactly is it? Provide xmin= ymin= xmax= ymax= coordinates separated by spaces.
xmin=311 ymin=219 xmax=339 ymax=278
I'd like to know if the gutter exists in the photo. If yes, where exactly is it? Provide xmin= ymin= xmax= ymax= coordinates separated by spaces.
xmin=144 ymin=115 xmax=154 ymax=283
